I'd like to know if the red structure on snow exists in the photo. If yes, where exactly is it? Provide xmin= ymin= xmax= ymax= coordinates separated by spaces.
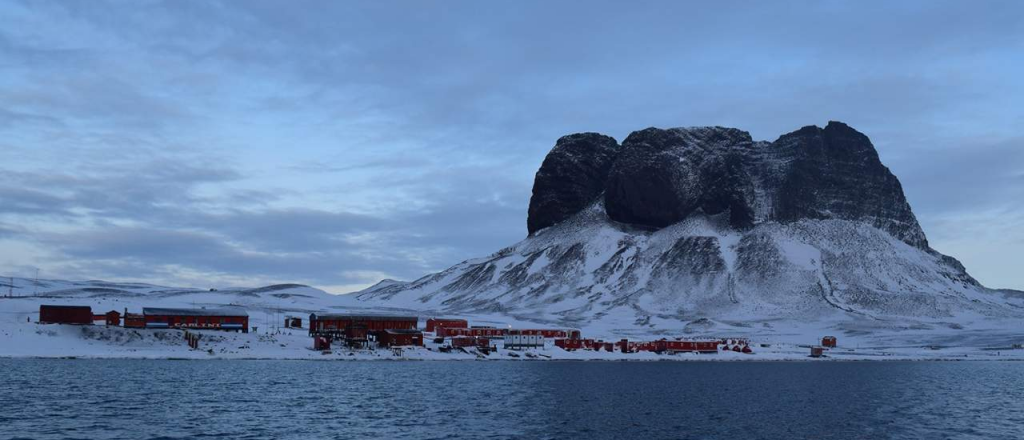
xmin=515 ymin=328 xmax=581 ymax=339
xmin=654 ymin=339 xmax=720 ymax=354
xmin=437 ymin=326 xmax=580 ymax=339
xmin=123 ymin=312 xmax=145 ymax=328
xmin=555 ymin=338 xmax=600 ymax=351
xmin=425 ymin=318 xmax=468 ymax=333
xmin=821 ymin=336 xmax=837 ymax=348
xmin=313 ymin=336 xmax=332 ymax=351
xmin=378 ymin=329 xmax=423 ymax=347
xmin=450 ymin=336 xmax=490 ymax=349
xmin=39 ymin=305 xmax=93 ymax=325
xmin=92 ymin=310 xmax=121 ymax=326
xmin=436 ymin=326 xmax=507 ymax=338
xmin=142 ymin=308 xmax=248 ymax=332
xmin=308 ymin=313 xmax=417 ymax=337
xmin=558 ymin=337 xmax=738 ymax=355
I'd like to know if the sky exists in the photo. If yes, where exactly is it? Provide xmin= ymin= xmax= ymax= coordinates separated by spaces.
xmin=1 ymin=1 xmax=1022 ymax=293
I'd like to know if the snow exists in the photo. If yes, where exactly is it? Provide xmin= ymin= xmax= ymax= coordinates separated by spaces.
xmin=777 ymin=238 xmax=820 ymax=270
xmin=2 ymin=279 xmax=1023 ymax=362
xmin=3 ymin=205 xmax=1024 ymax=362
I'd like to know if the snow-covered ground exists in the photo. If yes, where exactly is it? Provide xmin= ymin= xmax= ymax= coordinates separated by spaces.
xmin=2 ymin=277 xmax=1023 ymax=361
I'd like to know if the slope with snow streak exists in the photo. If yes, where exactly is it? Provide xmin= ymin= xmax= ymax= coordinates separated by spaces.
xmin=356 ymin=202 xmax=1024 ymax=335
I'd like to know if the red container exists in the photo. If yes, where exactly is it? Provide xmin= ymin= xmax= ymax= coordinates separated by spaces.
xmin=143 ymin=308 xmax=249 ymax=333
xmin=39 ymin=305 xmax=93 ymax=325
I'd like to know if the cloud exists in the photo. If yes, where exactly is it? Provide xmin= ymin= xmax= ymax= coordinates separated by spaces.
xmin=1 ymin=0 xmax=1023 ymax=291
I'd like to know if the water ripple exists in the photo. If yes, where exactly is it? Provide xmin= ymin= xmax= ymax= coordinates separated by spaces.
xmin=1 ymin=360 xmax=1023 ymax=439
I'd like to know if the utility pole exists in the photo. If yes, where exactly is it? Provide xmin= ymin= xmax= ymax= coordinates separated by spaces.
xmin=33 ymin=268 xmax=39 ymax=296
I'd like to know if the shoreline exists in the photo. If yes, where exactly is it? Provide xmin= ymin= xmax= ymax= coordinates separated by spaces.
xmin=4 ymin=354 xmax=1022 ymax=362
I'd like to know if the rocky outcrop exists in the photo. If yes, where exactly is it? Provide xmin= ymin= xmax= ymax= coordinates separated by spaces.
xmin=528 ymin=121 xmax=928 ymax=249
xmin=527 ymin=133 xmax=619 ymax=234
xmin=768 ymin=121 xmax=928 ymax=248
xmin=605 ymin=126 xmax=757 ymax=230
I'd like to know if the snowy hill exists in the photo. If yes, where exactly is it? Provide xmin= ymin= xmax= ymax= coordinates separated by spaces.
xmin=354 ymin=122 xmax=1024 ymax=338
xmin=0 ymin=277 xmax=340 ymax=322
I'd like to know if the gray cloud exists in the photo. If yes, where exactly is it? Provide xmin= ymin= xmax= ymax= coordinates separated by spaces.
xmin=1 ymin=0 xmax=1022 ymax=290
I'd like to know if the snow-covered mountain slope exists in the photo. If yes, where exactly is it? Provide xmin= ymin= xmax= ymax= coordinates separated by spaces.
xmin=357 ymin=204 xmax=1023 ymax=323
xmin=0 ymin=278 xmax=339 ymax=319
xmin=355 ymin=122 xmax=1024 ymax=333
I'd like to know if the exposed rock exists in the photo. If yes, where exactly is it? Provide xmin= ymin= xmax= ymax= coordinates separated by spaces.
xmin=527 ymin=133 xmax=619 ymax=234
xmin=605 ymin=126 xmax=756 ymax=229
xmin=768 ymin=121 xmax=928 ymax=248
xmin=602 ymin=121 xmax=927 ymax=248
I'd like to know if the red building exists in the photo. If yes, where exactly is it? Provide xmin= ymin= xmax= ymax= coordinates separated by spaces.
xmin=123 ymin=312 xmax=145 ymax=328
xmin=437 ymin=327 xmax=580 ymax=339
xmin=343 ymin=325 xmax=369 ymax=348
xmin=425 ymin=318 xmax=468 ymax=333
xmin=450 ymin=336 xmax=490 ymax=349
xmin=513 ymin=328 xmax=580 ymax=339
xmin=92 ymin=310 xmax=121 ymax=326
xmin=555 ymin=338 xmax=598 ymax=351
xmin=378 ymin=329 xmax=423 ymax=347
xmin=39 ymin=305 xmax=93 ymax=325
xmin=309 ymin=313 xmax=417 ymax=337
xmin=654 ymin=339 xmax=720 ymax=354
xmin=821 ymin=336 xmax=837 ymax=348
xmin=437 ymin=326 xmax=507 ymax=338
xmin=142 ymin=308 xmax=248 ymax=332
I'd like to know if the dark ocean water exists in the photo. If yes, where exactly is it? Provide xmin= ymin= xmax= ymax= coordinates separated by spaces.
xmin=1 ymin=359 xmax=1022 ymax=440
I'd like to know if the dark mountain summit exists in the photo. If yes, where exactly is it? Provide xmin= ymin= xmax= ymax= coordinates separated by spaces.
xmin=527 ymin=133 xmax=619 ymax=233
xmin=529 ymin=121 xmax=927 ymax=248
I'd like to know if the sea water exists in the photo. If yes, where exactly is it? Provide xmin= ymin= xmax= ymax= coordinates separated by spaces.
xmin=1 ymin=359 xmax=1022 ymax=439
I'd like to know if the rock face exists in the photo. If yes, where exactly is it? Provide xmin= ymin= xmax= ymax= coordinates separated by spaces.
xmin=527 ymin=133 xmax=619 ymax=234
xmin=529 ymin=121 xmax=927 ymax=248
xmin=356 ymin=121 xmax=1020 ymax=331
xmin=605 ymin=126 xmax=757 ymax=230
xmin=769 ymin=122 xmax=928 ymax=248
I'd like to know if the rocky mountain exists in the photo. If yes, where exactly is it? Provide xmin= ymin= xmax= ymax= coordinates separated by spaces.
xmin=356 ymin=122 xmax=1023 ymax=331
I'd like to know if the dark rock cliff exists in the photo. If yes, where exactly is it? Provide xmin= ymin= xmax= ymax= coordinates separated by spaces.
xmin=527 ymin=133 xmax=620 ymax=234
xmin=527 ymin=121 xmax=928 ymax=249
xmin=605 ymin=126 xmax=757 ymax=230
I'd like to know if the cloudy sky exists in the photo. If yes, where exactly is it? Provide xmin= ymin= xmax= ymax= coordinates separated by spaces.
xmin=1 ymin=1 xmax=1022 ymax=293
